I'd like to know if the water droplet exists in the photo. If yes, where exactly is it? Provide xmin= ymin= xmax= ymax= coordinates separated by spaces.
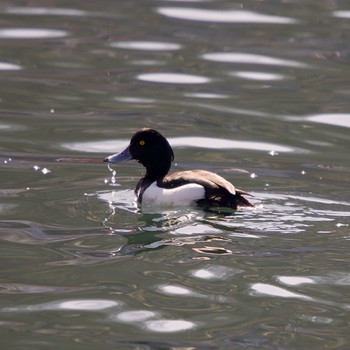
xmin=107 ymin=164 xmax=118 ymax=185
xmin=41 ymin=167 xmax=51 ymax=175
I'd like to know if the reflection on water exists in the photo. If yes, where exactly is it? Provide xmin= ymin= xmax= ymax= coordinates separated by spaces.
xmin=157 ymin=7 xmax=297 ymax=24
xmin=287 ymin=113 xmax=350 ymax=128
xmin=110 ymin=41 xmax=182 ymax=51
xmin=0 ymin=62 xmax=21 ymax=70
xmin=4 ymin=6 xmax=87 ymax=17
xmin=137 ymin=72 xmax=211 ymax=84
xmin=230 ymin=71 xmax=288 ymax=81
xmin=333 ymin=10 xmax=350 ymax=19
xmin=201 ymin=52 xmax=308 ymax=68
xmin=250 ymin=283 xmax=313 ymax=300
xmin=0 ymin=28 xmax=68 ymax=39
xmin=306 ymin=113 xmax=350 ymax=128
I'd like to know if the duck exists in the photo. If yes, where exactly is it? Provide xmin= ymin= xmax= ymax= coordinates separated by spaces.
xmin=103 ymin=128 xmax=253 ymax=209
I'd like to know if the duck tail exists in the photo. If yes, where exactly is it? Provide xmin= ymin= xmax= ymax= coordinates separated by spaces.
xmin=235 ymin=189 xmax=254 ymax=207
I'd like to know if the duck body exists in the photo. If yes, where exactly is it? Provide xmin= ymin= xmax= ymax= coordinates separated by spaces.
xmin=104 ymin=128 xmax=253 ymax=209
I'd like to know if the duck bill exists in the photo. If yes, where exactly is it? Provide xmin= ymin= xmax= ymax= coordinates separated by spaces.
xmin=103 ymin=145 xmax=132 ymax=164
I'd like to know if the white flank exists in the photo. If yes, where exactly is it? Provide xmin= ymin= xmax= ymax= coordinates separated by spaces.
xmin=142 ymin=182 xmax=205 ymax=206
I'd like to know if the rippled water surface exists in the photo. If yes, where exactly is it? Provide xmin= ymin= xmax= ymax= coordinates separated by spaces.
xmin=1 ymin=1 xmax=350 ymax=349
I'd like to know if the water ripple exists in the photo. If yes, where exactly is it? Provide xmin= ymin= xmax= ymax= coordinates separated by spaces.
xmin=2 ymin=299 xmax=120 ymax=312
xmin=114 ymin=310 xmax=157 ymax=323
xmin=5 ymin=7 xmax=87 ymax=16
xmin=0 ymin=62 xmax=21 ymax=70
xmin=333 ymin=11 xmax=350 ymax=19
xmin=250 ymin=283 xmax=313 ymax=300
xmin=144 ymin=319 xmax=197 ymax=332
xmin=0 ymin=28 xmax=68 ymax=39
xmin=184 ymin=92 xmax=229 ymax=99
xmin=137 ymin=72 xmax=211 ymax=84
xmin=157 ymin=7 xmax=297 ymax=24
xmin=287 ymin=113 xmax=350 ymax=128
xmin=110 ymin=41 xmax=181 ymax=51
xmin=230 ymin=71 xmax=288 ymax=81
xmin=202 ymin=52 xmax=307 ymax=68
xmin=306 ymin=113 xmax=350 ymax=128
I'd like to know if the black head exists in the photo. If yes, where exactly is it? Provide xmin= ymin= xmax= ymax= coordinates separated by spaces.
xmin=104 ymin=128 xmax=174 ymax=179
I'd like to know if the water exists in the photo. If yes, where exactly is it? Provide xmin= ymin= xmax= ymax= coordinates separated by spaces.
xmin=1 ymin=1 xmax=350 ymax=349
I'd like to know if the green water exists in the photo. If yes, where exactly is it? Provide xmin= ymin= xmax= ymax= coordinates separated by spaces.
xmin=0 ymin=1 xmax=350 ymax=349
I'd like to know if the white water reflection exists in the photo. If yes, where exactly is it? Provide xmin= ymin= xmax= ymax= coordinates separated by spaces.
xmin=2 ymin=299 xmax=119 ymax=312
xmin=111 ymin=41 xmax=181 ymax=51
xmin=115 ymin=310 xmax=157 ymax=323
xmin=277 ymin=276 xmax=316 ymax=286
xmin=158 ymin=284 xmax=200 ymax=296
xmin=58 ymin=299 xmax=118 ymax=310
xmin=144 ymin=319 xmax=197 ymax=332
xmin=306 ymin=113 xmax=350 ymax=128
xmin=171 ymin=223 xmax=221 ymax=235
xmin=115 ymin=96 xmax=156 ymax=104
xmin=170 ymin=137 xmax=299 ymax=153
xmin=0 ymin=62 xmax=21 ymax=70
xmin=251 ymin=283 xmax=312 ymax=300
xmin=5 ymin=7 xmax=87 ymax=16
xmin=230 ymin=71 xmax=287 ymax=81
xmin=62 ymin=136 xmax=303 ymax=154
xmin=202 ymin=52 xmax=307 ymax=68
xmin=191 ymin=265 xmax=241 ymax=280
xmin=137 ymin=72 xmax=211 ymax=84
xmin=287 ymin=113 xmax=350 ymax=128
xmin=333 ymin=11 xmax=350 ymax=19
xmin=157 ymin=7 xmax=297 ymax=24
xmin=0 ymin=122 xmax=24 ymax=131
xmin=184 ymin=92 xmax=228 ymax=99
xmin=0 ymin=28 xmax=67 ymax=39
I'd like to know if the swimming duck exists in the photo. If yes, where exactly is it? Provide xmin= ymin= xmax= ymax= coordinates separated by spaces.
xmin=104 ymin=128 xmax=253 ymax=209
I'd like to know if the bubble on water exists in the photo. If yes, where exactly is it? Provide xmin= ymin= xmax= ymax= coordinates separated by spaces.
xmin=250 ymin=173 xmax=257 ymax=179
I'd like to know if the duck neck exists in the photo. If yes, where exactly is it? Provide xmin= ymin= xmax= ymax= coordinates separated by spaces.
xmin=143 ymin=158 xmax=171 ymax=181
xmin=144 ymin=166 xmax=169 ymax=181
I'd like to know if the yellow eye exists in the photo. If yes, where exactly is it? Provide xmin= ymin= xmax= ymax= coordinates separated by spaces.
xmin=139 ymin=140 xmax=145 ymax=146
